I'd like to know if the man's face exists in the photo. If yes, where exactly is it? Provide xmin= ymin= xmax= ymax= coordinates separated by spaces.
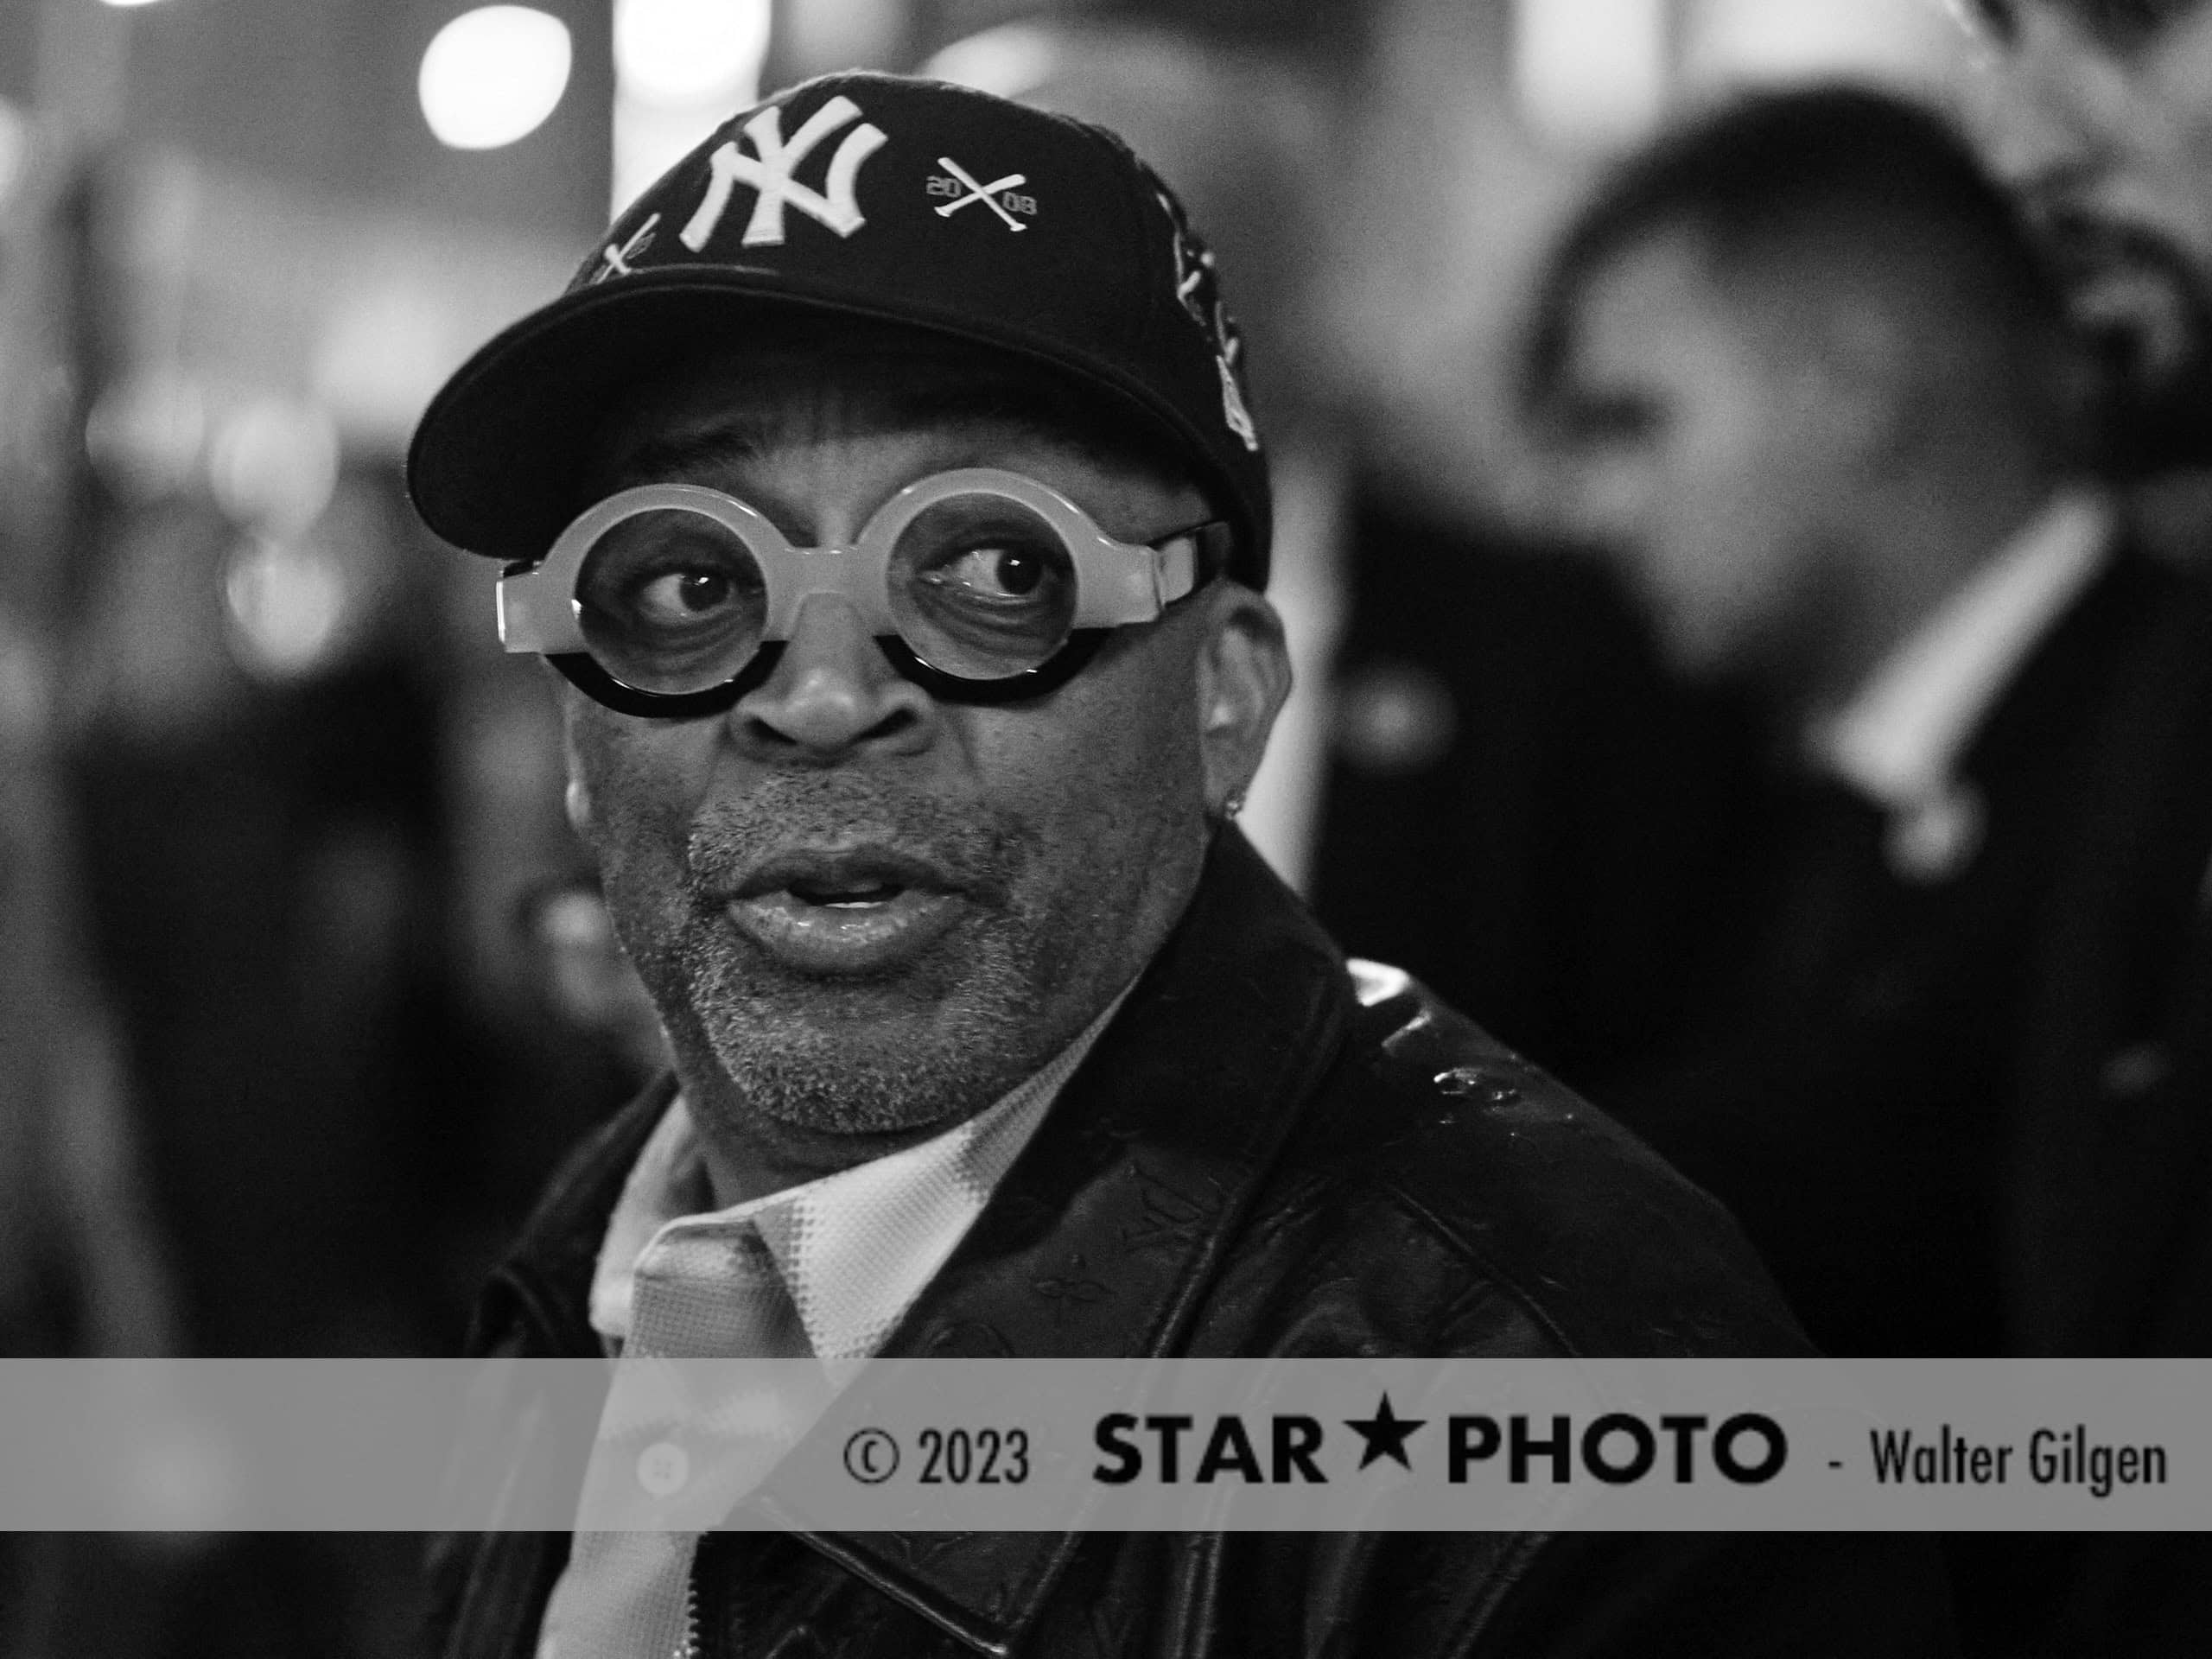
xmin=1966 ymin=0 xmax=2212 ymax=467
xmin=1540 ymin=231 xmax=1851 ymax=685
xmin=559 ymin=345 xmax=1283 ymax=1159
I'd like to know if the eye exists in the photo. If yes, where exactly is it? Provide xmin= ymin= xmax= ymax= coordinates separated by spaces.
xmin=634 ymin=566 xmax=742 ymax=622
xmin=575 ymin=505 xmax=769 ymax=661
xmin=923 ymin=542 xmax=1056 ymax=602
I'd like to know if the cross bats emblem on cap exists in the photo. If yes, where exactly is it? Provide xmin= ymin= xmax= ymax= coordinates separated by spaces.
xmin=933 ymin=156 xmax=1031 ymax=232
xmin=591 ymin=213 xmax=661 ymax=285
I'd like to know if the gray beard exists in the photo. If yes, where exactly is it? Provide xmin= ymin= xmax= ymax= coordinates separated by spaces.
xmin=621 ymin=774 xmax=1082 ymax=1138
xmin=671 ymin=901 xmax=1052 ymax=1135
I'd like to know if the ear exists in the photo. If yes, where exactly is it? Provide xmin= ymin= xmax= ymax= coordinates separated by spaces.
xmin=540 ymin=659 xmax=603 ymax=847
xmin=564 ymin=771 xmax=595 ymax=842
xmin=1192 ymin=582 xmax=1293 ymax=816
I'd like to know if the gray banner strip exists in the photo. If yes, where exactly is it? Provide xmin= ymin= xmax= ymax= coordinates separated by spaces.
xmin=1 ymin=1358 xmax=2205 ymax=1531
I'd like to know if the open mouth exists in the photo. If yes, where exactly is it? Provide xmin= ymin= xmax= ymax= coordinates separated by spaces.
xmin=786 ymin=876 xmax=909 ymax=909
xmin=724 ymin=848 xmax=966 ymax=974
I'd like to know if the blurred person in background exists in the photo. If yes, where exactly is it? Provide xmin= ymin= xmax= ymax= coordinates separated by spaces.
xmin=1964 ymin=0 xmax=2212 ymax=545
xmin=1526 ymin=82 xmax=2148 ymax=1359
xmin=1527 ymin=84 xmax=2212 ymax=1656
xmin=1959 ymin=3 xmax=2212 ymax=1651
xmin=1962 ymin=0 xmax=2212 ymax=1362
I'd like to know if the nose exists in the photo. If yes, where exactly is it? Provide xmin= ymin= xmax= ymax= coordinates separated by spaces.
xmin=729 ymin=593 xmax=933 ymax=760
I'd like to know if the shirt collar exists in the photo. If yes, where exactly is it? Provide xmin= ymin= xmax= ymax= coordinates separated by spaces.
xmin=588 ymin=989 xmax=1126 ymax=1363
xmin=1808 ymin=489 xmax=2116 ymax=807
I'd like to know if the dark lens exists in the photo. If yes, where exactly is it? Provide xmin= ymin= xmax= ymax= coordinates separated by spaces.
xmin=887 ymin=495 xmax=1078 ymax=679
xmin=575 ymin=507 xmax=768 ymax=695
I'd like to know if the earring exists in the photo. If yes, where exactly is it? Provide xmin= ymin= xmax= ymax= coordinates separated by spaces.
xmin=1219 ymin=787 xmax=1246 ymax=822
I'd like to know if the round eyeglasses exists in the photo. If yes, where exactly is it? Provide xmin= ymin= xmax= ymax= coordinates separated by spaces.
xmin=497 ymin=469 xmax=1231 ymax=715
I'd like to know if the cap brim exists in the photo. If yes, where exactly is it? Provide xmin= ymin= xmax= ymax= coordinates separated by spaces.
xmin=408 ymin=265 xmax=1236 ymax=567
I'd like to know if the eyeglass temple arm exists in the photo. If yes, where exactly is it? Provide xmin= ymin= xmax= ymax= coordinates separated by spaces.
xmin=1154 ymin=521 xmax=1235 ymax=605
xmin=498 ymin=560 xmax=579 ymax=655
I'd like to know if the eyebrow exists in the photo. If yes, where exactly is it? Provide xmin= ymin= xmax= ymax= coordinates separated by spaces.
xmin=608 ymin=424 xmax=773 ymax=491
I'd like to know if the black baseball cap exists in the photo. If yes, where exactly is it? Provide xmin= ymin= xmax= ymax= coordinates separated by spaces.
xmin=407 ymin=71 xmax=1272 ymax=587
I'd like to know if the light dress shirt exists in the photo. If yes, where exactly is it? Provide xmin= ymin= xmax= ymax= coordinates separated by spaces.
xmin=588 ymin=995 xmax=1123 ymax=1361
xmin=539 ymin=990 xmax=1126 ymax=1659
xmin=1804 ymin=490 xmax=2115 ymax=881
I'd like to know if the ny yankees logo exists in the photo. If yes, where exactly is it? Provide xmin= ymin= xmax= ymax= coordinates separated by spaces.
xmin=681 ymin=95 xmax=888 ymax=251
xmin=933 ymin=156 xmax=1028 ymax=232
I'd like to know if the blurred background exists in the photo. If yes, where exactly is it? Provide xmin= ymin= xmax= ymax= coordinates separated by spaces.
xmin=0 ymin=1 xmax=1988 ymax=1653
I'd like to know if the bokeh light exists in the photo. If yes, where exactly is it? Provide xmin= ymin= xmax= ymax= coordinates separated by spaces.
xmin=207 ymin=397 xmax=341 ymax=536
xmin=418 ymin=6 xmax=574 ymax=151
xmin=614 ymin=0 xmax=772 ymax=109
xmin=1512 ymin=0 xmax=1669 ymax=148
xmin=611 ymin=0 xmax=773 ymax=213
xmin=86 ymin=372 xmax=209 ymax=500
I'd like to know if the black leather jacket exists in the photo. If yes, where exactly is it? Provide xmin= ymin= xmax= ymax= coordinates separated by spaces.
xmin=429 ymin=831 xmax=1955 ymax=1657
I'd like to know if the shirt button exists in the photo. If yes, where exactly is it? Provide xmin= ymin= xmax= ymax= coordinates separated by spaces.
xmin=637 ymin=1440 xmax=690 ymax=1497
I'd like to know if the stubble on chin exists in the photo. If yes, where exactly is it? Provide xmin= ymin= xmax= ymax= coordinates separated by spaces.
xmin=670 ymin=904 xmax=1056 ymax=1136
xmin=613 ymin=774 xmax=1095 ymax=1138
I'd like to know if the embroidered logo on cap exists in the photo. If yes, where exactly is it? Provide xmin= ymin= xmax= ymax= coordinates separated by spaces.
xmin=929 ymin=156 xmax=1033 ymax=232
xmin=592 ymin=213 xmax=663 ymax=284
xmin=1217 ymin=357 xmax=1258 ymax=453
xmin=1156 ymin=190 xmax=1261 ymax=454
xmin=681 ymin=95 xmax=888 ymax=251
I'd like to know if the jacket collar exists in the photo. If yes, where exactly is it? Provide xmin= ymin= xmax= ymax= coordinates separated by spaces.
xmin=1958 ymin=543 xmax=2159 ymax=791
xmin=477 ymin=1071 xmax=678 ymax=1360
xmin=487 ymin=830 xmax=1351 ymax=1653
xmin=1808 ymin=489 xmax=2114 ymax=810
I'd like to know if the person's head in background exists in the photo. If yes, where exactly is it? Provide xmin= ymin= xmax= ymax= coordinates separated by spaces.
xmin=1523 ymin=86 xmax=2089 ymax=720
xmin=1961 ymin=0 xmax=2212 ymax=475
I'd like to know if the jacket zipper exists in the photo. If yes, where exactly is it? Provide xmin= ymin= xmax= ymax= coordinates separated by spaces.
xmin=678 ymin=1567 xmax=700 ymax=1659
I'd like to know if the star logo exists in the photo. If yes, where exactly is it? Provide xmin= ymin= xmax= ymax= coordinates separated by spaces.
xmin=1343 ymin=1393 xmax=1426 ymax=1471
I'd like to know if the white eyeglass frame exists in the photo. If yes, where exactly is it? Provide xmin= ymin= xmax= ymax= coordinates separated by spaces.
xmin=497 ymin=467 xmax=1205 ymax=658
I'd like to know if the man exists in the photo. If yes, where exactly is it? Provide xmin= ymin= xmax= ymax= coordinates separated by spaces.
xmin=1958 ymin=0 xmax=2212 ymax=1362
xmin=407 ymin=74 xmax=1954 ymax=1658
xmin=1959 ymin=7 xmax=2212 ymax=1652
xmin=1529 ymin=86 xmax=2212 ymax=1657
xmin=1526 ymin=84 xmax=2202 ymax=1357
xmin=1962 ymin=0 xmax=2212 ymax=499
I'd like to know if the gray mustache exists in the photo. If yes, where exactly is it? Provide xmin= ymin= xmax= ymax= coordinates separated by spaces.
xmin=684 ymin=776 xmax=1028 ymax=905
